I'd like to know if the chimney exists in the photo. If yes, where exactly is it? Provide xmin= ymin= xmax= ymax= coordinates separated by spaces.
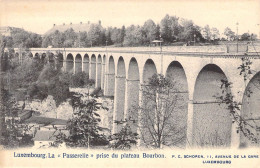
xmin=53 ymin=24 xmax=55 ymax=27
xmin=98 ymin=20 xmax=101 ymax=25
xmin=80 ymin=22 xmax=82 ymax=24
xmin=70 ymin=22 xmax=72 ymax=25
xmin=88 ymin=21 xmax=90 ymax=24
xmin=63 ymin=23 xmax=65 ymax=26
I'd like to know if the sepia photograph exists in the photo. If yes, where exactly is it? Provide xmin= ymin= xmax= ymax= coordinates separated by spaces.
xmin=0 ymin=0 xmax=260 ymax=167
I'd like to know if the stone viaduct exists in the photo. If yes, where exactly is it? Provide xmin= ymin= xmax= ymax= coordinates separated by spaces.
xmin=14 ymin=45 xmax=260 ymax=148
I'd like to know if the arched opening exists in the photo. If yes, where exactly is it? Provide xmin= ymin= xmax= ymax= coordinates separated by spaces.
xmin=113 ymin=57 xmax=126 ymax=133
xmin=34 ymin=53 xmax=39 ymax=58
xmin=193 ymin=64 xmax=232 ymax=147
xmin=83 ymin=54 xmax=89 ymax=75
xmin=75 ymin=54 xmax=82 ymax=73
xmin=32 ymin=53 xmax=40 ymax=65
xmin=90 ymin=54 xmax=96 ymax=80
xmin=28 ymin=52 xmax=33 ymax=58
xmin=41 ymin=53 xmax=47 ymax=63
xmin=96 ymin=55 xmax=102 ymax=88
xmin=165 ymin=61 xmax=188 ymax=147
xmin=66 ymin=53 xmax=74 ymax=73
xmin=241 ymin=71 xmax=260 ymax=147
xmin=126 ymin=57 xmax=140 ymax=133
xmin=143 ymin=59 xmax=157 ymax=83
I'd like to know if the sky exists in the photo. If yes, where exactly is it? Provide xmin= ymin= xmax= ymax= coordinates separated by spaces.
xmin=0 ymin=0 xmax=260 ymax=36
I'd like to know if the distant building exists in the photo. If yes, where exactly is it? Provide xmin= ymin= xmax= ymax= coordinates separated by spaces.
xmin=44 ymin=21 xmax=95 ymax=36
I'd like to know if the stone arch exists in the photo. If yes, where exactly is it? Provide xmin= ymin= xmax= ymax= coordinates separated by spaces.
xmin=96 ymin=54 xmax=102 ymax=88
xmin=193 ymin=64 xmax=232 ymax=147
xmin=113 ymin=56 xmax=126 ymax=133
xmin=125 ymin=57 xmax=140 ymax=133
xmin=165 ymin=61 xmax=189 ymax=147
xmin=83 ymin=54 xmax=89 ymax=74
xmin=66 ymin=53 xmax=74 ymax=73
xmin=41 ymin=53 xmax=47 ymax=61
xmin=34 ymin=53 xmax=40 ymax=59
xmin=34 ymin=53 xmax=39 ymax=58
xmin=75 ymin=54 xmax=82 ymax=73
xmin=240 ymin=71 xmax=260 ymax=147
xmin=28 ymin=52 xmax=33 ymax=58
xmin=143 ymin=59 xmax=157 ymax=83
xmin=106 ymin=56 xmax=115 ymax=96
xmin=90 ymin=54 xmax=96 ymax=80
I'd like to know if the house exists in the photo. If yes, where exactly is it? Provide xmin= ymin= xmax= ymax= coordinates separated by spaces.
xmin=33 ymin=130 xmax=69 ymax=149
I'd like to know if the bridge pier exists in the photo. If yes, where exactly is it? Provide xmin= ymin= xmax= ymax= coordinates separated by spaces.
xmin=75 ymin=60 xmax=82 ymax=73
xmin=112 ymin=75 xmax=126 ymax=134
xmin=63 ymin=60 xmax=66 ymax=72
xmin=89 ymin=61 xmax=96 ymax=80
xmin=124 ymin=79 xmax=139 ymax=132
xmin=104 ymin=73 xmax=115 ymax=96
xmin=83 ymin=60 xmax=89 ymax=74
xmin=101 ymin=62 xmax=105 ymax=90
xmin=186 ymin=100 xmax=194 ymax=148
xmin=96 ymin=62 xmax=102 ymax=88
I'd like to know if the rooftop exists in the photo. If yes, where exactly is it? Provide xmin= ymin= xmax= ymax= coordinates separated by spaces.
xmin=24 ymin=116 xmax=67 ymax=125
xmin=34 ymin=130 xmax=69 ymax=141
xmin=44 ymin=22 xmax=94 ymax=36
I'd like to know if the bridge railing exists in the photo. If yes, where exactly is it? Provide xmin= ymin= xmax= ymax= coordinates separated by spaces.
xmin=21 ymin=45 xmax=227 ymax=53
xmin=13 ymin=44 xmax=260 ymax=54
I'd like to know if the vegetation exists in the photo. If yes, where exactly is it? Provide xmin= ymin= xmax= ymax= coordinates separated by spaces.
xmin=2 ymin=28 xmax=42 ymax=49
xmin=40 ymin=14 xmax=258 ymax=48
xmin=139 ymin=74 xmax=185 ymax=148
xmin=54 ymin=92 xmax=109 ymax=148
xmin=109 ymin=119 xmax=139 ymax=150
xmin=215 ymin=56 xmax=260 ymax=147
xmin=2 ymin=14 xmax=258 ymax=50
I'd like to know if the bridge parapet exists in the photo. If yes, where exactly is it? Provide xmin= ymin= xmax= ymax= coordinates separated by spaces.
xmin=15 ymin=45 xmax=228 ymax=54
xmin=12 ymin=44 xmax=260 ymax=55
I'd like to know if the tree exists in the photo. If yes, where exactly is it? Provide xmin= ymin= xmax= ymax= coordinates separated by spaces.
xmin=139 ymin=74 xmax=185 ymax=148
xmin=105 ymin=27 xmax=113 ymax=45
xmin=120 ymin=26 xmax=126 ymax=46
xmin=143 ymin=19 xmax=159 ymax=43
xmin=215 ymin=56 xmax=260 ymax=147
xmin=110 ymin=27 xmax=121 ymax=45
xmin=0 ymin=87 xmax=33 ymax=148
xmin=52 ymin=30 xmax=65 ymax=48
xmin=224 ymin=27 xmax=235 ymax=41
xmin=241 ymin=33 xmax=250 ymax=41
xmin=109 ymin=118 xmax=139 ymax=150
xmin=160 ymin=14 xmax=180 ymax=43
xmin=211 ymin=27 xmax=220 ymax=41
xmin=56 ymin=92 xmax=108 ymax=148
xmin=201 ymin=25 xmax=211 ymax=41
xmin=179 ymin=18 xmax=203 ymax=42
xmin=123 ymin=25 xmax=145 ymax=46
xmin=76 ymin=31 xmax=88 ymax=47
xmin=88 ymin=23 xmax=103 ymax=46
